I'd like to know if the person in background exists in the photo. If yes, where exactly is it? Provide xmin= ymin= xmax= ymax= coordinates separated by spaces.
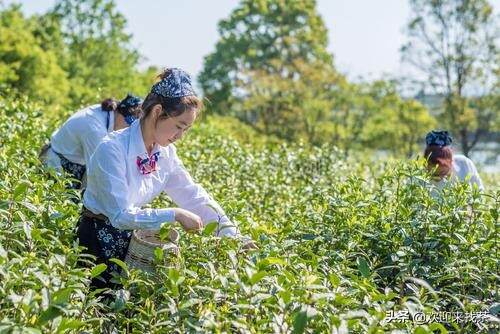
xmin=424 ymin=130 xmax=484 ymax=191
xmin=78 ymin=68 xmax=256 ymax=288
xmin=41 ymin=94 xmax=143 ymax=189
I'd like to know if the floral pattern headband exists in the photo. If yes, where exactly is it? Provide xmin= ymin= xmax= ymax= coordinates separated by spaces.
xmin=151 ymin=68 xmax=196 ymax=98
xmin=118 ymin=93 xmax=143 ymax=125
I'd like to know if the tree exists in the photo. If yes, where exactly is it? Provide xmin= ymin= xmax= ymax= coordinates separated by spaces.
xmin=401 ymin=0 xmax=499 ymax=156
xmin=234 ymin=58 xmax=340 ymax=143
xmin=0 ymin=5 xmax=70 ymax=105
xmin=330 ymin=81 xmax=375 ymax=156
xmin=49 ymin=0 xmax=151 ymax=107
xmin=331 ymin=80 xmax=436 ymax=157
xmin=395 ymin=99 xmax=437 ymax=156
xmin=0 ymin=1 xmax=156 ymax=111
xmin=199 ymin=0 xmax=334 ymax=113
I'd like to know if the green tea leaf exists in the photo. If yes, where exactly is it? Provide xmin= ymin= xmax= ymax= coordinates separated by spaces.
xmin=261 ymin=257 xmax=286 ymax=267
xmin=90 ymin=263 xmax=107 ymax=278
xmin=109 ymin=258 xmax=128 ymax=272
xmin=38 ymin=306 xmax=61 ymax=325
xmin=154 ymin=247 xmax=164 ymax=261
xmin=57 ymin=318 xmax=85 ymax=332
xmin=357 ymin=257 xmax=371 ymax=278
xmin=203 ymin=221 xmax=218 ymax=236
xmin=250 ymin=271 xmax=268 ymax=285
xmin=292 ymin=310 xmax=308 ymax=334
xmin=180 ymin=298 xmax=202 ymax=309
xmin=14 ymin=181 xmax=30 ymax=200
xmin=52 ymin=288 xmax=72 ymax=305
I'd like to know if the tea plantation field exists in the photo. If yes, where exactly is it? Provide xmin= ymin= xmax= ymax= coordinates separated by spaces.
xmin=0 ymin=98 xmax=498 ymax=333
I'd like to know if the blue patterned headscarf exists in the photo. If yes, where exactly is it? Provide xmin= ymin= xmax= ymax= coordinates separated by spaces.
xmin=425 ymin=130 xmax=453 ymax=147
xmin=151 ymin=68 xmax=196 ymax=98
xmin=118 ymin=93 xmax=143 ymax=125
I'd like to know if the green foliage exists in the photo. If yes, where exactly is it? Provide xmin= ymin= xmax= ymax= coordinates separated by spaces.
xmin=0 ymin=96 xmax=89 ymax=333
xmin=233 ymin=60 xmax=340 ymax=144
xmin=0 ymin=0 xmax=498 ymax=331
xmin=201 ymin=114 xmax=283 ymax=149
xmin=199 ymin=0 xmax=334 ymax=113
xmin=200 ymin=0 xmax=438 ymax=153
xmin=329 ymin=80 xmax=436 ymax=157
xmin=358 ymin=81 xmax=436 ymax=157
xmin=0 ymin=5 xmax=70 ymax=106
xmin=1 ymin=95 xmax=498 ymax=332
xmin=0 ymin=0 xmax=156 ymax=112
xmin=50 ymin=0 xmax=155 ymax=107
xmin=402 ymin=0 xmax=499 ymax=156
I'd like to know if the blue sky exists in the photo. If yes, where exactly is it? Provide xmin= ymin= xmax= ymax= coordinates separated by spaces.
xmin=5 ymin=0 xmax=500 ymax=81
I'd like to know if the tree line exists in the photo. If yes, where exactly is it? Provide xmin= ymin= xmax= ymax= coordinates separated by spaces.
xmin=1 ymin=0 xmax=497 ymax=157
xmin=0 ymin=0 xmax=157 ymax=110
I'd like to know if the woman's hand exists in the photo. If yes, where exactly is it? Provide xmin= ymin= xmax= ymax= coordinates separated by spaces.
xmin=173 ymin=208 xmax=203 ymax=232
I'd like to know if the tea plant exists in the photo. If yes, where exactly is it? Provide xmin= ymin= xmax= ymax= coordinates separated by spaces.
xmin=0 ymin=96 xmax=498 ymax=333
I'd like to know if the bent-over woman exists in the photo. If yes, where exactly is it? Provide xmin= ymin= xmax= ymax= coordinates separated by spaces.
xmin=41 ymin=94 xmax=143 ymax=189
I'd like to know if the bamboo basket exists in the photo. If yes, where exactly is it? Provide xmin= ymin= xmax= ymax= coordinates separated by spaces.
xmin=124 ymin=229 xmax=179 ymax=273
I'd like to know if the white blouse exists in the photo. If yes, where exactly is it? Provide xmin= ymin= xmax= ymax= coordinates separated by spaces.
xmin=83 ymin=120 xmax=239 ymax=237
xmin=45 ymin=104 xmax=115 ymax=170
xmin=432 ymin=154 xmax=484 ymax=191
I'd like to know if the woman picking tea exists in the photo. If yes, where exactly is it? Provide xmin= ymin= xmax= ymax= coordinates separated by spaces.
xmin=78 ymin=68 xmax=255 ymax=287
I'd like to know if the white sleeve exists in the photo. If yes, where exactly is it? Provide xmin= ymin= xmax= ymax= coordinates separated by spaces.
xmin=163 ymin=146 xmax=239 ymax=238
xmin=43 ymin=146 xmax=63 ymax=173
xmin=465 ymin=158 xmax=484 ymax=191
xmin=86 ymin=140 xmax=175 ymax=230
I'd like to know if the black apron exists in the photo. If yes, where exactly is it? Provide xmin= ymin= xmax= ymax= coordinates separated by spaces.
xmin=77 ymin=208 xmax=132 ymax=289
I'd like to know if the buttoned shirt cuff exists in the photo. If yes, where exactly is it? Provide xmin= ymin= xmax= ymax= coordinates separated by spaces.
xmin=157 ymin=208 xmax=176 ymax=223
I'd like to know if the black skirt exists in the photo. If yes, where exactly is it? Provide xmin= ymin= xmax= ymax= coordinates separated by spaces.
xmin=76 ymin=211 xmax=132 ymax=289
xmin=55 ymin=150 xmax=86 ymax=190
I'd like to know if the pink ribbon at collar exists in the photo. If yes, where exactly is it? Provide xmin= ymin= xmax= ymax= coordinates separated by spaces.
xmin=136 ymin=151 xmax=161 ymax=175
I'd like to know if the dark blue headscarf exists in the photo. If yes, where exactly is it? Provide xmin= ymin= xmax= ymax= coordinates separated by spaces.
xmin=118 ymin=93 xmax=142 ymax=125
xmin=151 ymin=68 xmax=196 ymax=98
xmin=425 ymin=130 xmax=453 ymax=147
